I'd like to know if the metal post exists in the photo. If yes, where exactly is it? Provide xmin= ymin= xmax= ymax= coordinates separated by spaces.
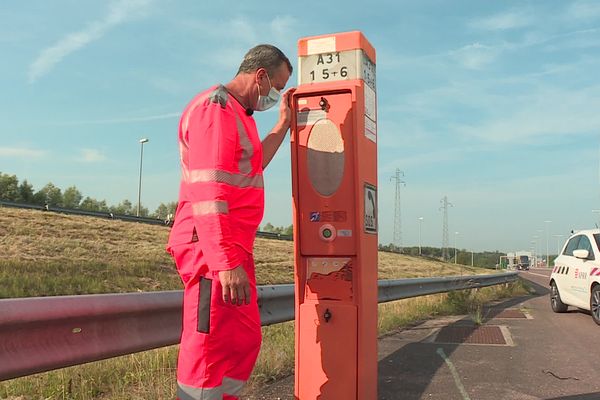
xmin=440 ymin=196 xmax=453 ymax=261
xmin=391 ymin=169 xmax=405 ymax=252
xmin=553 ymin=234 xmax=564 ymax=258
xmin=418 ymin=216 xmax=424 ymax=256
xmin=544 ymin=220 xmax=552 ymax=268
xmin=536 ymin=229 xmax=543 ymax=266
xmin=532 ymin=235 xmax=539 ymax=267
xmin=593 ymin=209 xmax=600 ymax=228
xmin=137 ymin=138 xmax=149 ymax=217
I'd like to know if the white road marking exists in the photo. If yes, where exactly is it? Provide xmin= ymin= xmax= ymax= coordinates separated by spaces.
xmin=436 ymin=347 xmax=471 ymax=400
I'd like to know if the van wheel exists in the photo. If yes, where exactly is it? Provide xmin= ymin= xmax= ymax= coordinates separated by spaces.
xmin=551 ymin=281 xmax=568 ymax=313
xmin=590 ymin=285 xmax=600 ymax=325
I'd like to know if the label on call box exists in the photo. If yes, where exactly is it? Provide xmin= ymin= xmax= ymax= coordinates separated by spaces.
xmin=299 ymin=49 xmax=376 ymax=90
xmin=297 ymin=109 xmax=327 ymax=127
xmin=364 ymin=184 xmax=377 ymax=234
xmin=306 ymin=37 xmax=336 ymax=55
xmin=365 ymin=115 xmax=377 ymax=143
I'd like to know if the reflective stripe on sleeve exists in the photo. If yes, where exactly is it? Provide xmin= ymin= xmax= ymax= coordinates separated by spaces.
xmin=188 ymin=169 xmax=264 ymax=189
xmin=192 ymin=200 xmax=229 ymax=216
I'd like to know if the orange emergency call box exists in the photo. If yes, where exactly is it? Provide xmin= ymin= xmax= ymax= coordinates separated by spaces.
xmin=291 ymin=31 xmax=378 ymax=400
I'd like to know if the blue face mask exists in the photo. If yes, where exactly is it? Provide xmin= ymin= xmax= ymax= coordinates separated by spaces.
xmin=255 ymin=73 xmax=281 ymax=112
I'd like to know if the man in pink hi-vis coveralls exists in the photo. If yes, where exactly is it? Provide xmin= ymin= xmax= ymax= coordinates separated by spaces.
xmin=167 ymin=44 xmax=295 ymax=400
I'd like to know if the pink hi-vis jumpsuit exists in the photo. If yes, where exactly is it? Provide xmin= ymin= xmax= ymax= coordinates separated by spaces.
xmin=167 ymin=84 xmax=264 ymax=400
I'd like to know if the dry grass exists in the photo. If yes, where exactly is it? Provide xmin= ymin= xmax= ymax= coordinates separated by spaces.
xmin=0 ymin=209 xmax=171 ymax=267
xmin=0 ymin=207 xmax=517 ymax=399
xmin=0 ymin=207 xmax=488 ymax=298
xmin=377 ymin=251 xmax=484 ymax=279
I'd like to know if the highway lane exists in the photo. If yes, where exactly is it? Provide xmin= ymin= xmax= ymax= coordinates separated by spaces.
xmin=250 ymin=268 xmax=600 ymax=399
xmin=377 ymin=269 xmax=600 ymax=399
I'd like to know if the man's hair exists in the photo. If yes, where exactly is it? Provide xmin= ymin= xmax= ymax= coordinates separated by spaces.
xmin=237 ymin=44 xmax=293 ymax=77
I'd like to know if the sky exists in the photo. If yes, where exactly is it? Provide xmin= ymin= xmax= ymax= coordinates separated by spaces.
xmin=1 ymin=0 xmax=600 ymax=254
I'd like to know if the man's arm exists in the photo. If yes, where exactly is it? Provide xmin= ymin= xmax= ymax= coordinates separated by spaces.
xmin=262 ymin=88 xmax=296 ymax=169
xmin=186 ymin=102 xmax=250 ymax=305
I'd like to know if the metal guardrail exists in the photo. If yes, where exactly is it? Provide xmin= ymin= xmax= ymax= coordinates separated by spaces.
xmin=378 ymin=272 xmax=518 ymax=303
xmin=0 ymin=200 xmax=294 ymax=241
xmin=255 ymin=231 xmax=293 ymax=241
xmin=0 ymin=272 xmax=517 ymax=381
xmin=0 ymin=199 xmax=169 ymax=226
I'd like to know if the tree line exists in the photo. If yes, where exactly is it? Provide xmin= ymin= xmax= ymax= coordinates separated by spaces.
xmin=0 ymin=172 xmax=512 ymax=266
xmin=0 ymin=172 xmax=177 ymax=219
xmin=260 ymin=222 xmax=293 ymax=236
xmin=379 ymin=243 xmax=505 ymax=269
xmin=258 ymin=227 xmax=504 ymax=268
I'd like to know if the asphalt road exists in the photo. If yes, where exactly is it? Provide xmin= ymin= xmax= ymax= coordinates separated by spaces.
xmin=249 ymin=269 xmax=600 ymax=400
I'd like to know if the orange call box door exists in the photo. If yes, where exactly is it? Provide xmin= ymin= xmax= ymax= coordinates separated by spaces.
xmin=298 ymin=302 xmax=357 ymax=399
xmin=295 ymin=91 xmax=356 ymax=257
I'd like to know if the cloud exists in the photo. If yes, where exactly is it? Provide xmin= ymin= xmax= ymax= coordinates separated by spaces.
xmin=451 ymin=42 xmax=504 ymax=69
xmin=146 ymin=76 xmax=187 ymax=95
xmin=567 ymin=1 xmax=600 ymax=21
xmin=270 ymin=15 xmax=298 ymax=44
xmin=449 ymin=27 xmax=599 ymax=71
xmin=185 ymin=14 xmax=298 ymax=70
xmin=78 ymin=149 xmax=107 ymax=163
xmin=539 ymin=27 xmax=600 ymax=52
xmin=28 ymin=0 xmax=153 ymax=83
xmin=0 ymin=147 xmax=46 ymax=158
xmin=519 ymin=26 xmax=600 ymax=52
xmin=230 ymin=16 xmax=259 ymax=44
xmin=223 ymin=14 xmax=297 ymax=46
xmin=54 ymin=112 xmax=180 ymax=126
xmin=389 ymin=24 xmax=600 ymax=75
xmin=380 ymin=146 xmax=489 ymax=172
xmin=380 ymin=49 xmax=600 ymax=148
xmin=456 ymin=84 xmax=600 ymax=144
xmin=469 ymin=10 xmax=534 ymax=31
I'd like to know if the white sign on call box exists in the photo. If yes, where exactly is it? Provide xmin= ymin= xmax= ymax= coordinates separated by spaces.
xmin=364 ymin=184 xmax=377 ymax=234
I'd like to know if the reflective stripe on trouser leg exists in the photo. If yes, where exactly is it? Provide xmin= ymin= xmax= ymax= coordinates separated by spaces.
xmin=173 ymin=244 xmax=261 ymax=399
xmin=178 ymin=377 xmax=246 ymax=400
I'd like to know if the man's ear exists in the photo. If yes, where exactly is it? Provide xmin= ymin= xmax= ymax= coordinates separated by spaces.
xmin=255 ymin=68 xmax=267 ymax=83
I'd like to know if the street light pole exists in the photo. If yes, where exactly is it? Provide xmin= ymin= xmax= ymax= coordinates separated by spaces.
xmin=544 ymin=220 xmax=552 ymax=268
xmin=536 ymin=229 xmax=543 ymax=265
xmin=553 ymin=234 xmax=564 ymax=257
xmin=593 ymin=209 xmax=600 ymax=227
xmin=418 ymin=216 xmax=424 ymax=256
xmin=532 ymin=236 xmax=539 ymax=267
xmin=137 ymin=138 xmax=149 ymax=217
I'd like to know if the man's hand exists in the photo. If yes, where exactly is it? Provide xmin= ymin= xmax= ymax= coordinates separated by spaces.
xmin=262 ymin=87 xmax=297 ymax=169
xmin=218 ymin=266 xmax=250 ymax=306
xmin=276 ymin=87 xmax=297 ymax=132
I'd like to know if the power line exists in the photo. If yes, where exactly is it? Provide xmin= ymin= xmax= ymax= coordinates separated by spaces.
xmin=390 ymin=169 xmax=406 ymax=252
xmin=440 ymin=196 xmax=453 ymax=261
